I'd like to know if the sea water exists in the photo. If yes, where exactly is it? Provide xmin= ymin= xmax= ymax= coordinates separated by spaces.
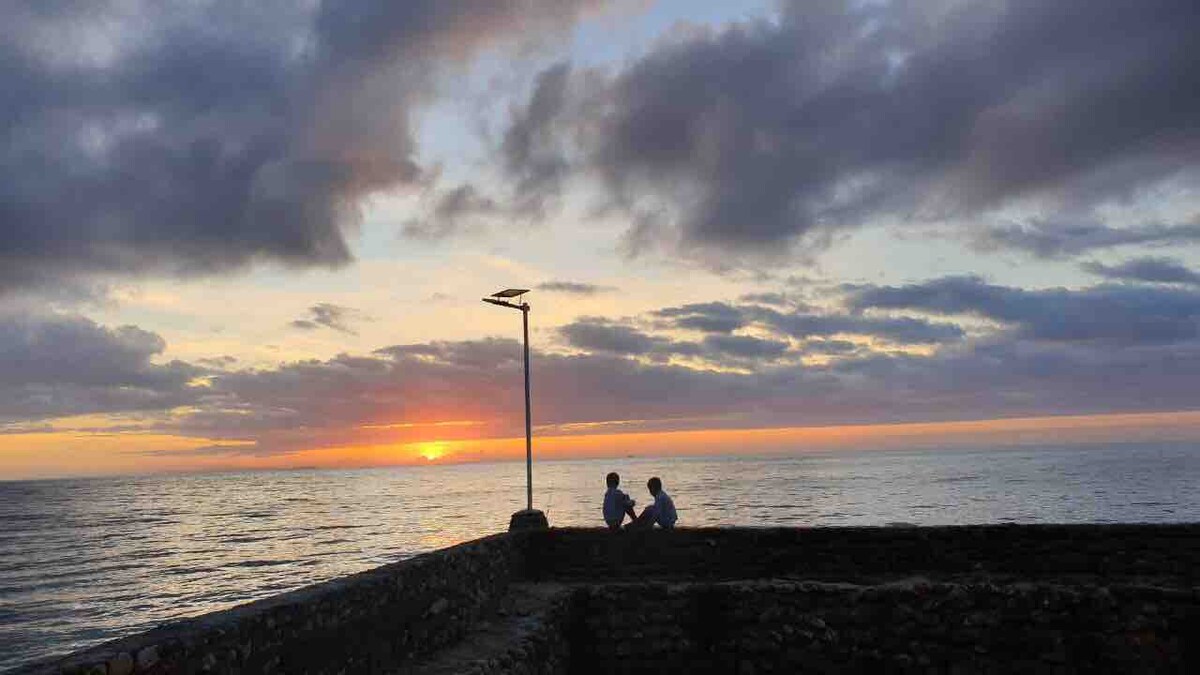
xmin=2 ymin=441 xmax=1198 ymax=671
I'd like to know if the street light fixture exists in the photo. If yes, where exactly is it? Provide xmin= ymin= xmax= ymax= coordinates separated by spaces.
xmin=482 ymin=288 xmax=548 ymax=531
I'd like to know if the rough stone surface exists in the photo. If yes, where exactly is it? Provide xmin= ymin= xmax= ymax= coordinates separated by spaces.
xmin=105 ymin=653 xmax=133 ymax=675
xmin=404 ymin=583 xmax=572 ymax=675
xmin=20 ymin=524 xmax=1200 ymax=674
xmin=134 ymin=647 xmax=158 ymax=670
xmin=566 ymin=581 xmax=1199 ymax=674
xmin=23 ymin=533 xmax=526 ymax=675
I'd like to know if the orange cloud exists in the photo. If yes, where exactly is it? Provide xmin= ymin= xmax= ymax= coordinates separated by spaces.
xmin=4 ymin=410 xmax=1198 ymax=480
xmin=207 ymin=410 xmax=1200 ymax=472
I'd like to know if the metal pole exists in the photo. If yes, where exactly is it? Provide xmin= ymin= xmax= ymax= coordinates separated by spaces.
xmin=522 ymin=303 xmax=532 ymax=512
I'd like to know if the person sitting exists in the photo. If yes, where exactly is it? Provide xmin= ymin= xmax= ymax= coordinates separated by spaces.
xmin=627 ymin=476 xmax=677 ymax=530
xmin=602 ymin=471 xmax=637 ymax=530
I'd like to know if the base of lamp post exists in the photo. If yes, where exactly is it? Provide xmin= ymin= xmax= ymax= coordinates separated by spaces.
xmin=508 ymin=509 xmax=549 ymax=532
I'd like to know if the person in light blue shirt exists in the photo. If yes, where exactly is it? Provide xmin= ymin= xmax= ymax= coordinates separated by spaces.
xmin=628 ymin=476 xmax=677 ymax=530
xmin=602 ymin=472 xmax=637 ymax=530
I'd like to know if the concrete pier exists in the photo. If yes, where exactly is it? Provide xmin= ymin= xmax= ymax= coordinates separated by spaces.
xmin=21 ymin=524 xmax=1200 ymax=674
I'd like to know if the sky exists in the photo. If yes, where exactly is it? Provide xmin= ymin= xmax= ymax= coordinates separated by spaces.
xmin=2 ymin=0 xmax=1200 ymax=479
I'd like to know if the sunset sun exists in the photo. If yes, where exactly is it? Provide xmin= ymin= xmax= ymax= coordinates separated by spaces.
xmin=415 ymin=442 xmax=449 ymax=462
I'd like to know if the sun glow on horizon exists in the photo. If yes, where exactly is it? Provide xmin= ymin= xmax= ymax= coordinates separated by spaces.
xmin=414 ymin=441 xmax=450 ymax=462
xmin=2 ymin=410 xmax=1199 ymax=480
xmin=225 ymin=409 xmax=1200 ymax=473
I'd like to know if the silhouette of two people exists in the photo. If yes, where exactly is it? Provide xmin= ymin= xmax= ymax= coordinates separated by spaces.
xmin=603 ymin=472 xmax=677 ymax=530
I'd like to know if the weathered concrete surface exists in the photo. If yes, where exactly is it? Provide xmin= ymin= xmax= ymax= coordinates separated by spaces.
xmin=20 ymin=524 xmax=1200 ymax=674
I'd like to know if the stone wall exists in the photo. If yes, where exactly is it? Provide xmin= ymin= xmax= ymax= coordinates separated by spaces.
xmin=410 ymin=584 xmax=574 ymax=675
xmin=23 ymin=524 xmax=1200 ymax=674
xmin=567 ymin=581 xmax=1200 ymax=674
xmin=26 ymin=534 xmax=527 ymax=675
xmin=526 ymin=524 xmax=1200 ymax=585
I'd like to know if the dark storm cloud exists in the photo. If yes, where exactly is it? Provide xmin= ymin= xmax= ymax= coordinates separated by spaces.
xmin=803 ymin=339 xmax=860 ymax=355
xmin=0 ymin=312 xmax=200 ymax=422
xmin=9 ymin=286 xmax=1200 ymax=453
xmin=651 ymin=301 xmax=963 ymax=344
xmin=290 ymin=303 xmax=368 ymax=335
xmin=559 ymin=316 xmax=793 ymax=365
xmin=558 ymin=318 xmax=701 ymax=359
xmin=176 ymin=320 xmax=1200 ymax=455
xmin=560 ymin=318 xmax=665 ymax=355
xmin=737 ymin=292 xmax=796 ymax=308
xmin=562 ymin=298 xmax=965 ymax=370
xmin=0 ymin=0 xmax=604 ymax=293
xmin=653 ymin=303 xmax=748 ymax=334
xmin=402 ymin=184 xmax=501 ymax=240
xmin=825 ymin=339 xmax=1200 ymax=423
xmin=197 ymin=355 xmax=238 ymax=369
xmin=499 ymin=0 xmax=1200 ymax=257
xmin=753 ymin=309 xmax=965 ymax=345
xmin=501 ymin=62 xmax=574 ymax=217
xmin=976 ymin=220 xmax=1200 ymax=258
xmin=174 ymin=338 xmax=748 ymax=453
xmin=849 ymin=276 xmax=1200 ymax=345
xmin=702 ymin=334 xmax=789 ymax=360
xmin=1081 ymin=258 xmax=1200 ymax=287
xmin=536 ymin=281 xmax=616 ymax=295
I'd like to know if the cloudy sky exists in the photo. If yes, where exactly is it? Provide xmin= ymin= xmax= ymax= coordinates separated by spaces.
xmin=3 ymin=0 xmax=1200 ymax=478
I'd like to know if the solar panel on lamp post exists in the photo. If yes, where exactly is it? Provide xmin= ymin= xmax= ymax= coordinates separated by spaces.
xmin=482 ymin=289 xmax=547 ymax=531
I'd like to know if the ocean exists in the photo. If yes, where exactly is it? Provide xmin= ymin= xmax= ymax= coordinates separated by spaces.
xmin=1 ymin=441 xmax=1198 ymax=671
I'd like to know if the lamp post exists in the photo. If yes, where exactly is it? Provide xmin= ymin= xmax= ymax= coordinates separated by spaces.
xmin=483 ymin=289 xmax=547 ymax=531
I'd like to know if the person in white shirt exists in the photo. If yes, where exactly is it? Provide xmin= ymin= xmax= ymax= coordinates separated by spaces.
xmin=602 ymin=472 xmax=637 ymax=530
xmin=628 ymin=476 xmax=677 ymax=530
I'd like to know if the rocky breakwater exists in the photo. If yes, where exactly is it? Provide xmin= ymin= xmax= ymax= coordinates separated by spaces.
xmin=21 ymin=533 xmax=527 ymax=675
xmin=20 ymin=524 xmax=1200 ymax=674
xmin=569 ymin=580 xmax=1198 ymax=673
xmin=549 ymin=524 xmax=1200 ymax=672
